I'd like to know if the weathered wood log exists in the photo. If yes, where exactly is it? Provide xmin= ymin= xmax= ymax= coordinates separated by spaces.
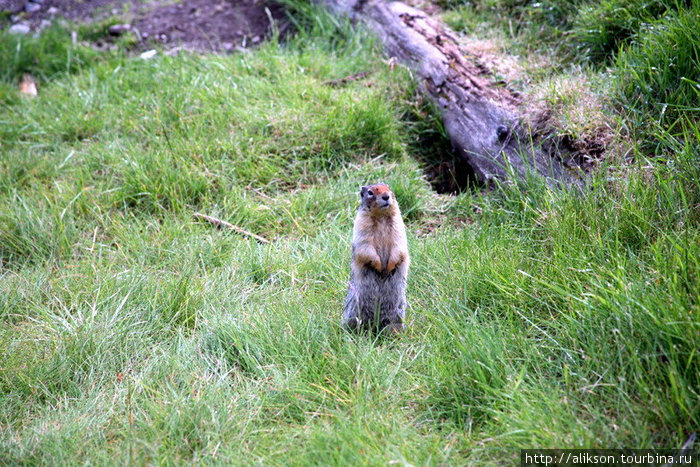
xmin=321 ymin=0 xmax=579 ymax=186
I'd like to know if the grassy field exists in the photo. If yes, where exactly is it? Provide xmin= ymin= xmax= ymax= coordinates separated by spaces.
xmin=1 ymin=0 xmax=698 ymax=464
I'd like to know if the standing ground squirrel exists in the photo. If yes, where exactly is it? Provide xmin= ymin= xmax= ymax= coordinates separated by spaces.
xmin=342 ymin=183 xmax=410 ymax=333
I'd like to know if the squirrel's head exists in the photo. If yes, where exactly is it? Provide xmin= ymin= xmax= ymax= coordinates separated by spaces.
xmin=359 ymin=183 xmax=397 ymax=215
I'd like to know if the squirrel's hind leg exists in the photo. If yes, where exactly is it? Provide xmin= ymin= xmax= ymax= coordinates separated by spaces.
xmin=342 ymin=282 xmax=360 ymax=329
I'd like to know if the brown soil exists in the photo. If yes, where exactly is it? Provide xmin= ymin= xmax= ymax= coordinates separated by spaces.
xmin=1 ymin=0 xmax=290 ymax=53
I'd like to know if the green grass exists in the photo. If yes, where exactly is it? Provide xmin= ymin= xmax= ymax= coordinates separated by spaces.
xmin=441 ymin=0 xmax=693 ymax=64
xmin=615 ymin=2 xmax=700 ymax=147
xmin=1 ymin=2 xmax=699 ymax=464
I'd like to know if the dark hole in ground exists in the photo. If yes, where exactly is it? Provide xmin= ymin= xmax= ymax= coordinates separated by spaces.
xmin=419 ymin=144 xmax=479 ymax=194
xmin=405 ymin=96 xmax=479 ymax=194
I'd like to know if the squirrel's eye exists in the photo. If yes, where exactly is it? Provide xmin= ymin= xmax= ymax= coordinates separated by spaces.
xmin=367 ymin=190 xmax=374 ymax=196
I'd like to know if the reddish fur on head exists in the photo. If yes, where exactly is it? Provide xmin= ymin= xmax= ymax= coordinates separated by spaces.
xmin=368 ymin=183 xmax=390 ymax=195
xmin=360 ymin=183 xmax=396 ymax=215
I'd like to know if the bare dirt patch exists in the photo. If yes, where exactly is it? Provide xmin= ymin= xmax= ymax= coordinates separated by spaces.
xmin=1 ymin=0 xmax=289 ymax=53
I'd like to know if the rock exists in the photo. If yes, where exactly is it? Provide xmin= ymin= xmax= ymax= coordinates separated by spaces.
xmin=24 ymin=2 xmax=42 ymax=13
xmin=108 ymin=24 xmax=132 ymax=36
xmin=9 ymin=23 xmax=31 ymax=35
xmin=19 ymin=74 xmax=38 ymax=97
xmin=47 ymin=6 xmax=58 ymax=15
xmin=140 ymin=49 xmax=157 ymax=60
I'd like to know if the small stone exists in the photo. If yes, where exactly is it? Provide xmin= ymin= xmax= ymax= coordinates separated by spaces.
xmin=108 ymin=24 xmax=132 ymax=36
xmin=9 ymin=23 xmax=31 ymax=35
xmin=39 ymin=19 xmax=52 ymax=30
xmin=19 ymin=73 xmax=37 ymax=97
xmin=222 ymin=42 xmax=234 ymax=52
xmin=251 ymin=35 xmax=261 ymax=44
xmin=47 ymin=6 xmax=58 ymax=15
xmin=24 ymin=2 xmax=41 ymax=13
xmin=140 ymin=49 xmax=157 ymax=60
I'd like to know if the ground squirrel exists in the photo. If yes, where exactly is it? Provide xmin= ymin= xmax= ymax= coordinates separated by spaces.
xmin=342 ymin=183 xmax=410 ymax=333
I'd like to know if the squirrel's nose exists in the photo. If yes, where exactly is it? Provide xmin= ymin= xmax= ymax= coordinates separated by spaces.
xmin=382 ymin=195 xmax=390 ymax=201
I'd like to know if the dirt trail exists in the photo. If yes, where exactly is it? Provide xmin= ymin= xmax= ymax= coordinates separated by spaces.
xmin=1 ymin=0 xmax=289 ymax=53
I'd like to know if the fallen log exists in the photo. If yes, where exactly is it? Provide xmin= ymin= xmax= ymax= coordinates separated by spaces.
xmin=321 ymin=0 xmax=580 ymax=186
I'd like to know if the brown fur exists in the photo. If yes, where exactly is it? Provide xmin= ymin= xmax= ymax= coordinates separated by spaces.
xmin=352 ymin=183 xmax=409 ymax=276
xmin=343 ymin=183 xmax=410 ymax=332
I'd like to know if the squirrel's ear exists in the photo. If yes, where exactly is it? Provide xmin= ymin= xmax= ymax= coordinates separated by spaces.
xmin=360 ymin=186 xmax=368 ymax=198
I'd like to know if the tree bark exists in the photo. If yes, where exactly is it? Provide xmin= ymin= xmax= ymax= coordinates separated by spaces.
xmin=321 ymin=0 xmax=578 ymax=186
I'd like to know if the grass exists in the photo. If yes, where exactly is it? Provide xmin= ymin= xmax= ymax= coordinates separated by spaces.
xmin=615 ymin=1 xmax=700 ymax=147
xmin=1 ymin=1 xmax=699 ymax=464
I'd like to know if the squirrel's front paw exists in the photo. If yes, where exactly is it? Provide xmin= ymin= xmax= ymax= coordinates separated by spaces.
xmin=366 ymin=258 xmax=383 ymax=273
xmin=386 ymin=253 xmax=405 ymax=274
